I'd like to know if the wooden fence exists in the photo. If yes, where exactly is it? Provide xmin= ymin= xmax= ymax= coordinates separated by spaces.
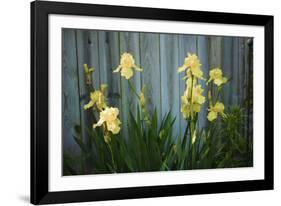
xmin=62 ymin=29 xmax=253 ymax=153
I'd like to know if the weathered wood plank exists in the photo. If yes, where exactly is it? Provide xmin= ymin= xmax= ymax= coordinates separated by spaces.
xmin=98 ymin=31 xmax=121 ymax=114
xmin=242 ymin=38 xmax=249 ymax=139
xmin=243 ymin=38 xmax=249 ymax=109
xmin=62 ymin=29 xmax=81 ymax=154
xmin=160 ymin=34 xmax=180 ymax=138
xmin=222 ymin=36 xmax=233 ymax=108
xmin=178 ymin=34 xmax=197 ymax=136
xmin=119 ymin=32 xmax=141 ymax=138
xmin=140 ymin=33 xmax=161 ymax=121
xmin=231 ymin=37 xmax=239 ymax=105
xmin=86 ymin=30 xmax=101 ymax=89
xmin=197 ymin=36 xmax=209 ymax=129
xmin=76 ymin=30 xmax=96 ymax=148
xmin=209 ymin=36 xmax=222 ymax=69
xmin=238 ymin=37 xmax=245 ymax=106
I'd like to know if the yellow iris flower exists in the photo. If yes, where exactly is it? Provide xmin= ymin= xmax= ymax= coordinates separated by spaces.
xmin=181 ymin=78 xmax=206 ymax=119
xmin=113 ymin=53 xmax=143 ymax=79
xmin=180 ymin=102 xmax=191 ymax=119
xmin=84 ymin=84 xmax=107 ymax=111
xmin=93 ymin=107 xmax=121 ymax=135
xmin=192 ymin=85 xmax=206 ymax=105
xmin=207 ymin=68 xmax=227 ymax=86
xmin=207 ymin=102 xmax=225 ymax=121
xmin=177 ymin=53 xmax=204 ymax=79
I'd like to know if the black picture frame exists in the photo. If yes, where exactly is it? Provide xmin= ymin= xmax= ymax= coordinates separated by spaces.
xmin=31 ymin=0 xmax=274 ymax=204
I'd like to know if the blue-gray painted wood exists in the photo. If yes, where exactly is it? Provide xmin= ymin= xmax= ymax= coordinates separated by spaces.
xmin=209 ymin=36 xmax=222 ymax=69
xmin=140 ymin=33 xmax=162 ymax=121
xmin=76 ymin=30 xmax=94 ymax=144
xmin=197 ymin=36 xmax=209 ymax=129
xmin=98 ymin=31 xmax=121 ymax=110
xmin=238 ymin=37 xmax=245 ymax=106
xmin=160 ymin=34 xmax=180 ymax=137
xmin=119 ymin=32 xmax=141 ymax=138
xmin=62 ymin=29 xmax=81 ymax=154
xmin=62 ymin=29 xmax=253 ymax=149
xmin=232 ymin=37 xmax=240 ymax=105
xmin=222 ymin=36 xmax=233 ymax=107
xmin=86 ymin=31 xmax=101 ymax=89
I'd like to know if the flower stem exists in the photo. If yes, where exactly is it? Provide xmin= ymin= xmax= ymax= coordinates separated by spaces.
xmin=128 ymin=79 xmax=140 ymax=99
xmin=190 ymin=120 xmax=196 ymax=169
xmin=108 ymin=143 xmax=117 ymax=172
xmin=190 ymin=76 xmax=194 ymax=120
xmin=214 ymin=87 xmax=221 ymax=103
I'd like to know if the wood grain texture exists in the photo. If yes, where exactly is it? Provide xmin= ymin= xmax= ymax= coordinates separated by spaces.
xmin=76 ymin=30 xmax=93 ymax=144
xmin=160 ymin=34 xmax=180 ymax=137
xmin=119 ymin=32 xmax=141 ymax=137
xmin=222 ymin=36 xmax=233 ymax=107
xmin=140 ymin=33 xmax=162 ymax=121
xmin=98 ymin=31 xmax=121 ymax=108
xmin=62 ymin=29 xmax=81 ymax=153
xmin=232 ymin=37 xmax=240 ymax=105
xmin=209 ymin=36 xmax=222 ymax=69
xmin=86 ymin=30 xmax=100 ymax=89
xmin=197 ymin=36 xmax=209 ymax=129
xmin=238 ymin=37 xmax=245 ymax=106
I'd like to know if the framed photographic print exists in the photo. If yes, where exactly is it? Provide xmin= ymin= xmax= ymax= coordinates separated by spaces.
xmin=31 ymin=0 xmax=274 ymax=204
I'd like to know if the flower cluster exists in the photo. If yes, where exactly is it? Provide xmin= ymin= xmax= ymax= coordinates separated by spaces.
xmin=85 ymin=51 xmax=228 ymax=145
xmin=178 ymin=53 xmax=206 ymax=119
xmin=178 ymin=54 xmax=229 ymax=125
xmin=207 ymin=68 xmax=227 ymax=121
xmin=84 ymin=76 xmax=121 ymax=143
xmin=85 ymin=52 xmax=145 ymax=143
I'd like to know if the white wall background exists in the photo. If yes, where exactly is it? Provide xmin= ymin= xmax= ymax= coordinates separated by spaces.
xmin=0 ymin=0 xmax=279 ymax=205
